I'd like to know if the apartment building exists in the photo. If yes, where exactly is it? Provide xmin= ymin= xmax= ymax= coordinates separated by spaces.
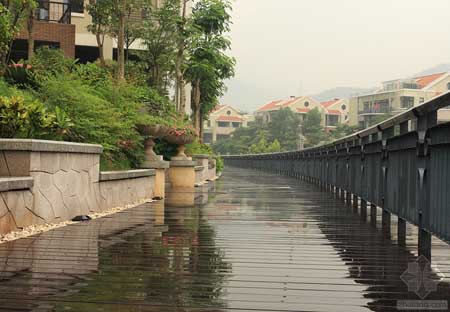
xmin=10 ymin=0 xmax=77 ymax=60
xmin=255 ymin=96 xmax=321 ymax=123
xmin=10 ymin=0 xmax=189 ymax=62
xmin=255 ymin=96 xmax=349 ymax=130
xmin=320 ymin=98 xmax=350 ymax=130
xmin=203 ymin=105 xmax=253 ymax=144
xmin=349 ymin=72 xmax=450 ymax=128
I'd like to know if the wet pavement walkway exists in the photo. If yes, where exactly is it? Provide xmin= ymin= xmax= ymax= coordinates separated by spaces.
xmin=0 ymin=168 xmax=449 ymax=311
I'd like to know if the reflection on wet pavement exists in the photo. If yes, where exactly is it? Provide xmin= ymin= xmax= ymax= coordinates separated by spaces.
xmin=0 ymin=168 xmax=449 ymax=311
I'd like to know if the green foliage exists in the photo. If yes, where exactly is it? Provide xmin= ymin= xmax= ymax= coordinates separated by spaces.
xmin=249 ymin=136 xmax=280 ymax=154
xmin=0 ymin=96 xmax=71 ymax=139
xmin=268 ymin=108 xmax=302 ymax=150
xmin=186 ymin=0 xmax=235 ymax=133
xmin=29 ymin=47 xmax=78 ymax=80
xmin=330 ymin=124 xmax=358 ymax=140
xmin=0 ymin=4 xmax=14 ymax=64
xmin=0 ymin=0 xmax=36 ymax=64
xmin=213 ymin=109 xmax=300 ymax=155
xmin=4 ymin=63 xmax=34 ymax=86
xmin=36 ymin=73 xmax=144 ymax=167
xmin=303 ymin=108 xmax=329 ymax=147
xmin=185 ymin=138 xmax=213 ymax=156
xmin=142 ymin=0 xmax=180 ymax=92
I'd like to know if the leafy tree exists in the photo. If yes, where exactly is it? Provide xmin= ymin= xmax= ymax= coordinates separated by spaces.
xmin=330 ymin=123 xmax=358 ymax=140
xmin=303 ymin=108 xmax=329 ymax=147
xmin=0 ymin=0 xmax=36 ymax=65
xmin=186 ymin=0 xmax=235 ymax=139
xmin=268 ymin=108 xmax=302 ymax=150
xmin=87 ymin=0 xmax=114 ymax=66
xmin=174 ymin=0 xmax=191 ymax=113
xmin=142 ymin=0 xmax=180 ymax=93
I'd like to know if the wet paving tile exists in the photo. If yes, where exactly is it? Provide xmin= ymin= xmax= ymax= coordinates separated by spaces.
xmin=0 ymin=168 xmax=449 ymax=311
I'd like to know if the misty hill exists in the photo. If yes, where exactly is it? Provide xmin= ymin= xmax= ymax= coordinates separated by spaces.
xmin=414 ymin=63 xmax=450 ymax=77
xmin=312 ymin=87 xmax=375 ymax=102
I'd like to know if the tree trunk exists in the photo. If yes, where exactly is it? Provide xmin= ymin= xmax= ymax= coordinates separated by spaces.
xmin=191 ymin=79 xmax=201 ymax=137
xmin=175 ymin=0 xmax=188 ymax=113
xmin=199 ymin=109 xmax=204 ymax=144
xmin=179 ymin=78 xmax=186 ymax=114
xmin=27 ymin=12 xmax=34 ymax=60
xmin=117 ymin=0 xmax=126 ymax=81
xmin=96 ymin=33 xmax=105 ymax=66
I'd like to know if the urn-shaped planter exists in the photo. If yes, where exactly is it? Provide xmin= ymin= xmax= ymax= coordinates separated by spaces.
xmin=164 ymin=130 xmax=195 ymax=160
xmin=137 ymin=124 xmax=170 ymax=165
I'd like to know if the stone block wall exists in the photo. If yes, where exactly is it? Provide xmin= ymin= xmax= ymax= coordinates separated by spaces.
xmin=0 ymin=139 xmax=156 ymax=235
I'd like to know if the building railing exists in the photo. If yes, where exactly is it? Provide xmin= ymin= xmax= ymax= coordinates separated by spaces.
xmin=224 ymin=91 xmax=450 ymax=259
xmin=358 ymin=106 xmax=392 ymax=114
xmin=35 ymin=0 xmax=71 ymax=24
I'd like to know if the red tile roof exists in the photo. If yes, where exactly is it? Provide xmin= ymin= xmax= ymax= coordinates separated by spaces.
xmin=211 ymin=105 xmax=227 ymax=113
xmin=216 ymin=116 xmax=244 ymax=122
xmin=321 ymin=99 xmax=340 ymax=108
xmin=296 ymin=108 xmax=311 ymax=113
xmin=325 ymin=109 xmax=341 ymax=115
xmin=414 ymin=73 xmax=446 ymax=89
xmin=256 ymin=100 xmax=285 ymax=112
xmin=257 ymin=97 xmax=303 ymax=112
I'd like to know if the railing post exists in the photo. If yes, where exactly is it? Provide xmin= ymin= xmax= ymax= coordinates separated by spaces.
xmin=398 ymin=121 xmax=409 ymax=246
xmin=381 ymin=127 xmax=394 ymax=239
xmin=370 ymin=203 xmax=377 ymax=227
xmin=352 ymin=194 xmax=358 ymax=213
xmin=416 ymin=112 xmax=436 ymax=260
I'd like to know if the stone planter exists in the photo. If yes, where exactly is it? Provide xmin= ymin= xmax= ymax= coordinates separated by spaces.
xmin=137 ymin=124 xmax=170 ymax=166
xmin=164 ymin=132 xmax=195 ymax=160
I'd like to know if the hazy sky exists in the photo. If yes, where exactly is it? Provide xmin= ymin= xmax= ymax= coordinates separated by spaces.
xmin=221 ymin=0 xmax=450 ymax=112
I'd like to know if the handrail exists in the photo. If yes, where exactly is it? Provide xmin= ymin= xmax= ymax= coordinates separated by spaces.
xmin=224 ymin=90 xmax=450 ymax=259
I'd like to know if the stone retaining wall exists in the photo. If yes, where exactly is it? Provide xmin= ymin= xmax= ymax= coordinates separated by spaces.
xmin=0 ymin=139 xmax=155 ymax=235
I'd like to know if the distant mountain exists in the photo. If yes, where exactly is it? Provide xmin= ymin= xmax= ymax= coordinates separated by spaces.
xmin=312 ymin=87 xmax=375 ymax=102
xmin=414 ymin=63 xmax=450 ymax=77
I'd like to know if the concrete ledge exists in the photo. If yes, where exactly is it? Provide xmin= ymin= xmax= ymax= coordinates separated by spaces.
xmin=193 ymin=154 xmax=210 ymax=160
xmin=0 ymin=139 xmax=103 ymax=154
xmin=170 ymin=160 xmax=196 ymax=167
xmin=195 ymin=166 xmax=204 ymax=172
xmin=141 ymin=160 xmax=170 ymax=169
xmin=100 ymin=169 xmax=155 ymax=182
xmin=0 ymin=177 xmax=34 ymax=192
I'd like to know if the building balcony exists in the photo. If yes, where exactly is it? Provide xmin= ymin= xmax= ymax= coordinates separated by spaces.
xmin=358 ymin=107 xmax=392 ymax=116
xmin=35 ymin=0 xmax=72 ymax=24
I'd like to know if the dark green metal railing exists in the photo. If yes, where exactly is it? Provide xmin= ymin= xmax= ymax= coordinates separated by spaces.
xmin=224 ymin=91 xmax=450 ymax=259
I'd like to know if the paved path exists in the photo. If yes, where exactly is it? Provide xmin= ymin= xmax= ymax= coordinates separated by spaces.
xmin=0 ymin=168 xmax=449 ymax=311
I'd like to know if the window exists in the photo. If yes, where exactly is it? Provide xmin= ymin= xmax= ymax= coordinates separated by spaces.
xmin=227 ymin=110 xmax=231 ymax=115
xmin=232 ymin=122 xmax=240 ymax=128
xmin=344 ymin=115 xmax=348 ymax=120
xmin=400 ymin=96 xmax=414 ymax=109
xmin=304 ymin=101 xmax=309 ymax=107
xmin=447 ymin=82 xmax=450 ymax=90
xmin=341 ymin=104 xmax=346 ymax=110
xmin=419 ymin=97 xmax=425 ymax=104
xmin=71 ymin=0 xmax=84 ymax=13
xmin=326 ymin=115 xmax=339 ymax=126
xmin=218 ymin=121 xmax=230 ymax=128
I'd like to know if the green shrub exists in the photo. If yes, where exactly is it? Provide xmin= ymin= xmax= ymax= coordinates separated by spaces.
xmin=4 ymin=63 xmax=34 ymax=87
xmin=36 ymin=74 xmax=144 ymax=168
xmin=30 ymin=47 xmax=78 ymax=80
xmin=0 ymin=96 xmax=71 ymax=139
